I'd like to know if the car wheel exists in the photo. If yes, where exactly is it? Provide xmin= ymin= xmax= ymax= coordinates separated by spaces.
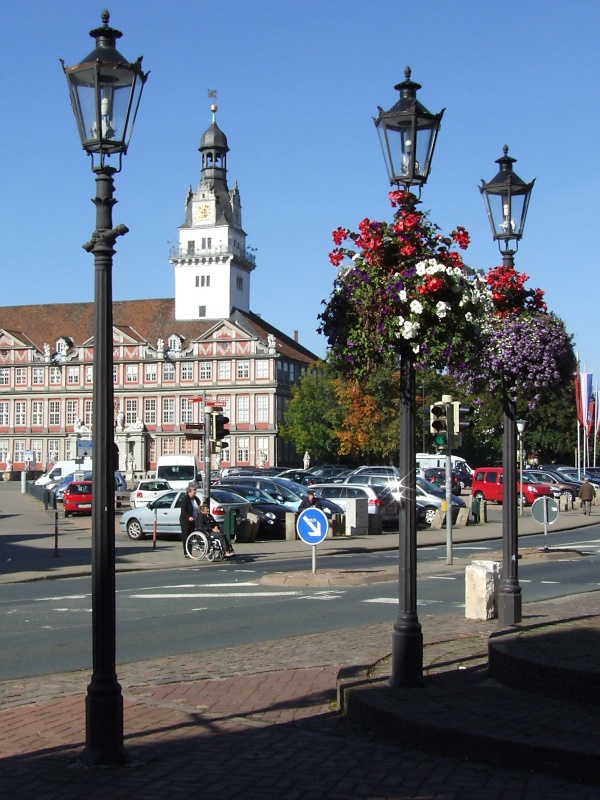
xmin=424 ymin=506 xmax=437 ymax=525
xmin=126 ymin=519 xmax=145 ymax=540
xmin=560 ymin=489 xmax=575 ymax=502
xmin=64 ymin=510 xmax=70 ymax=517
xmin=473 ymin=491 xmax=485 ymax=502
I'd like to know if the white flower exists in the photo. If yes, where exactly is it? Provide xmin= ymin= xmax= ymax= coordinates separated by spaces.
xmin=399 ymin=289 xmax=407 ymax=302
xmin=410 ymin=299 xmax=423 ymax=315
xmin=402 ymin=320 xmax=419 ymax=339
xmin=415 ymin=261 xmax=427 ymax=276
xmin=436 ymin=301 xmax=449 ymax=318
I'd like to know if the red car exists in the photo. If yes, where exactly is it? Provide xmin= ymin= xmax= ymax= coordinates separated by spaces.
xmin=63 ymin=481 xmax=93 ymax=516
xmin=471 ymin=467 xmax=553 ymax=506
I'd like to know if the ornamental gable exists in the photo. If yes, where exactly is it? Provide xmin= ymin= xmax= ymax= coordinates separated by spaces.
xmin=0 ymin=330 xmax=32 ymax=349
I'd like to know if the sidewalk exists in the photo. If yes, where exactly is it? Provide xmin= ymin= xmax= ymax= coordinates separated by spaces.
xmin=1 ymin=482 xmax=600 ymax=798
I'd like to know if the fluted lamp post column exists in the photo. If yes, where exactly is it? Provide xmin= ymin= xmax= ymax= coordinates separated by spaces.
xmin=61 ymin=10 xmax=148 ymax=765
xmin=374 ymin=68 xmax=444 ymax=686
xmin=479 ymin=146 xmax=534 ymax=628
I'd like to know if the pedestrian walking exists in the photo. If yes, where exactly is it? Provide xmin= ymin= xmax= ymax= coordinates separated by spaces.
xmin=578 ymin=477 xmax=595 ymax=515
xmin=179 ymin=485 xmax=199 ymax=557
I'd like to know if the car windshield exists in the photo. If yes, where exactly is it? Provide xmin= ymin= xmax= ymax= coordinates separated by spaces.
xmin=416 ymin=477 xmax=444 ymax=496
xmin=157 ymin=465 xmax=195 ymax=481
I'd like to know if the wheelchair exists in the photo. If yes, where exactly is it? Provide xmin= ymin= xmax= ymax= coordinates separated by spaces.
xmin=185 ymin=529 xmax=227 ymax=561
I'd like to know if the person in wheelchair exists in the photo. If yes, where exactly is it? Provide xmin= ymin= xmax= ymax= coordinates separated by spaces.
xmin=196 ymin=503 xmax=235 ymax=557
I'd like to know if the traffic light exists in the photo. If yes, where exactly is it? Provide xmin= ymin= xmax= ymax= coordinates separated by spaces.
xmin=452 ymin=402 xmax=475 ymax=436
xmin=430 ymin=402 xmax=448 ymax=449
xmin=212 ymin=413 xmax=230 ymax=441
xmin=211 ymin=440 xmax=229 ymax=454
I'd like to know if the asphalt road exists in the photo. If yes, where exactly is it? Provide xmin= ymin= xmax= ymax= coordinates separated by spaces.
xmin=2 ymin=525 xmax=600 ymax=681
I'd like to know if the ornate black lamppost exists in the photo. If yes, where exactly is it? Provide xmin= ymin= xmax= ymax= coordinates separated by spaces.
xmin=479 ymin=146 xmax=534 ymax=627
xmin=61 ymin=11 xmax=148 ymax=765
xmin=374 ymin=68 xmax=444 ymax=686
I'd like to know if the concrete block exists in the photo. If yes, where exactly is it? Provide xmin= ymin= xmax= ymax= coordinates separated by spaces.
xmin=345 ymin=498 xmax=368 ymax=536
xmin=455 ymin=507 xmax=470 ymax=528
xmin=428 ymin=508 xmax=445 ymax=530
xmin=285 ymin=512 xmax=297 ymax=541
xmin=465 ymin=560 xmax=499 ymax=620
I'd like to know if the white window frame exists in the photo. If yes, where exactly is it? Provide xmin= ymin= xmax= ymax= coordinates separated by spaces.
xmin=0 ymin=402 xmax=9 ymax=426
xmin=49 ymin=400 xmax=60 ymax=426
xmin=218 ymin=361 xmax=231 ymax=380
xmin=256 ymin=360 xmax=269 ymax=379
xmin=67 ymin=366 xmax=79 ymax=384
xmin=15 ymin=367 xmax=27 ymax=385
xmin=32 ymin=401 xmax=43 ymax=426
xmin=163 ymin=363 xmax=175 ymax=381
xmin=32 ymin=367 xmax=44 ymax=385
xmin=144 ymin=398 xmax=156 ymax=424
xmin=66 ymin=400 xmax=78 ymax=426
xmin=236 ymin=395 xmax=249 ymax=423
xmin=181 ymin=363 xmax=193 ymax=381
xmin=256 ymin=395 xmax=269 ymax=422
xmin=162 ymin=398 xmax=175 ymax=424
xmin=14 ymin=401 xmax=26 ymax=426
xmin=49 ymin=367 xmax=61 ymax=385
xmin=125 ymin=398 xmax=138 ymax=424
xmin=145 ymin=363 xmax=157 ymax=382
xmin=237 ymin=361 xmax=249 ymax=379
xmin=126 ymin=364 xmax=139 ymax=383
xmin=237 ymin=437 xmax=249 ymax=462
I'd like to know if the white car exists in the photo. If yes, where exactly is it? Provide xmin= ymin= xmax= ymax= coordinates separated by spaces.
xmin=129 ymin=480 xmax=172 ymax=509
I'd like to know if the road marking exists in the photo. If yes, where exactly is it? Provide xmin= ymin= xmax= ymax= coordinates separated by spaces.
xmin=33 ymin=595 xmax=89 ymax=602
xmin=54 ymin=608 xmax=92 ymax=612
xmin=364 ymin=597 xmax=397 ymax=604
xmin=129 ymin=591 xmax=302 ymax=599
xmin=424 ymin=575 xmax=458 ymax=580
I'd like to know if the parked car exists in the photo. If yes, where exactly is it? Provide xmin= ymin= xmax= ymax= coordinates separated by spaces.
xmin=342 ymin=472 xmax=403 ymax=501
xmin=222 ymin=484 xmax=289 ymax=537
xmin=276 ymin=469 xmax=319 ymax=486
xmin=422 ymin=468 xmax=462 ymax=495
xmin=215 ymin=475 xmax=343 ymax=517
xmin=63 ymin=481 xmax=93 ymax=516
xmin=307 ymin=482 xmax=399 ymax=527
xmin=53 ymin=470 xmax=92 ymax=502
xmin=53 ymin=471 xmax=123 ymax=502
xmin=120 ymin=489 xmax=250 ymax=541
xmin=471 ymin=467 xmax=553 ymax=505
xmin=129 ymin=479 xmax=173 ymax=509
xmin=305 ymin=465 xmax=348 ymax=479
xmin=555 ymin=468 xmax=600 ymax=489
xmin=416 ymin=477 xmax=467 ymax=525
xmin=522 ymin=469 xmax=579 ymax=502
xmin=349 ymin=465 xmax=401 ymax=478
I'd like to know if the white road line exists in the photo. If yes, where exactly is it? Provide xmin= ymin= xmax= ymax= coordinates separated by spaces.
xmin=129 ymin=591 xmax=302 ymax=599
xmin=424 ymin=575 xmax=458 ymax=580
xmin=364 ymin=597 xmax=397 ymax=604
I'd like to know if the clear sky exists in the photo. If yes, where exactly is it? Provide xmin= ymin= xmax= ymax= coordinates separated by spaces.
xmin=3 ymin=1 xmax=599 ymax=388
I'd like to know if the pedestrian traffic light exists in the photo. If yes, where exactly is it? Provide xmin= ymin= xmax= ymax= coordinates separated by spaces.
xmin=452 ymin=402 xmax=475 ymax=435
xmin=430 ymin=402 xmax=448 ymax=448
xmin=211 ymin=440 xmax=229 ymax=454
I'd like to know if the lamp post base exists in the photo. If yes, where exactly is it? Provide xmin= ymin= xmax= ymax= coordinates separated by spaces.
xmin=497 ymin=589 xmax=522 ymax=628
xmin=81 ymin=682 xmax=129 ymax=766
xmin=389 ymin=614 xmax=424 ymax=688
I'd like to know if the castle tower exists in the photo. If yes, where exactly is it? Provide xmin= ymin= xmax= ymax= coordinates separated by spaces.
xmin=170 ymin=105 xmax=256 ymax=320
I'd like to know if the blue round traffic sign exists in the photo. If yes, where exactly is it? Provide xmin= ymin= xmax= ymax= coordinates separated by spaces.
xmin=296 ymin=507 xmax=329 ymax=545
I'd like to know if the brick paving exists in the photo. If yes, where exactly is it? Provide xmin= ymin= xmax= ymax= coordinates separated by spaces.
xmin=2 ymin=483 xmax=600 ymax=798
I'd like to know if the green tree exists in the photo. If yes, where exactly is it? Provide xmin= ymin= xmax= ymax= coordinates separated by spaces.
xmin=280 ymin=361 xmax=342 ymax=463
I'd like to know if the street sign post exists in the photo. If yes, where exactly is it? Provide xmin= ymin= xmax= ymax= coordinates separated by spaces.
xmin=531 ymin=496 xmax=559 ymax=550
xmin=296 ymin=507 xmax=329 ymax=574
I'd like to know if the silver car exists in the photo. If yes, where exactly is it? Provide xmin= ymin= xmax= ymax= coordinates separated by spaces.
xmin=120 ymin=489 xmax=250 ymax=540
xmin=308 ymin=482 xmax=399 ymax=525
xmin=416 ymin=477 xmax=466 ymax=525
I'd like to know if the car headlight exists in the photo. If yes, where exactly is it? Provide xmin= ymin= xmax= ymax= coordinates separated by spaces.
xmin=265 ymin=512 xmax=276 ymax=519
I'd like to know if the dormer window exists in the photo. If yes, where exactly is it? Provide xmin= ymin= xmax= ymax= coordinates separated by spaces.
xmin=168 ymin=334 xmax=183 ymax=352
xmin=55 ymin=337 xmax=70 ymax=356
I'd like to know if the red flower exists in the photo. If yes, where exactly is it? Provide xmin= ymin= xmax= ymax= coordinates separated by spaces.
xmin=332 ymin=227 xmax=348 ymax=246
xmin=452 ymin=226 xmax=470 ymax=250
xmin=329 ymin=251 xmax=344 ymax=267
xmin=400 ymin=243 xmax=417 ymax=257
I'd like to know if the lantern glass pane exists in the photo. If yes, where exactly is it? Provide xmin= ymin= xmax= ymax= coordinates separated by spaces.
xmin=67 ymin=63 xmax=143 ymax=155
xmin=376 ymin=118 xmax=416 ymax=183
xmin=414 ymin=122 xmax=436 ymax=179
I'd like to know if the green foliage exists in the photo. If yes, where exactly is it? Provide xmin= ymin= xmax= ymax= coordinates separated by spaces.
xmin=279 ymin=361 xmax=342 ymax=463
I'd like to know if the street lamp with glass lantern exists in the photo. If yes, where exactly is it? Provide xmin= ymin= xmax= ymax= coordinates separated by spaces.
xmin=374 ymin=69 xmax=443 ymax=687
xmin=61 ymin=10 xmax=148 ymax=766
xmin=479 ymin=147 xmax=534 ymax=627
xmin=517 ymin=419 xmax=527 ymax=515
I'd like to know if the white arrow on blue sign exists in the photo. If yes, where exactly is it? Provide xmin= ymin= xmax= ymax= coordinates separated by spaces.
xmin=296 ymin=507 xmax=329 ymax=545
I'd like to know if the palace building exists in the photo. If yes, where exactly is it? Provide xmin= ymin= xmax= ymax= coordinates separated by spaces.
xmin=0 ymin=107 xmax=316 ymax=479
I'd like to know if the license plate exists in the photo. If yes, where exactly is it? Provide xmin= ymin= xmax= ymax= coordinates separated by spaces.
xmin=78 ymin=503 xmax=91 ymax=508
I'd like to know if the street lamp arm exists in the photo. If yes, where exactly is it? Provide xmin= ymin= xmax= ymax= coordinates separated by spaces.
xmin=82 ymin=224 xmax=129 ymax=252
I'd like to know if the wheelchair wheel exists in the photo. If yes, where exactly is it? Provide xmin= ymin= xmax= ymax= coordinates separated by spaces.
xmin=206 ymin=545 xmax=218 ymax=562
xmin=186 ymin=531 xmax=209 ymax=560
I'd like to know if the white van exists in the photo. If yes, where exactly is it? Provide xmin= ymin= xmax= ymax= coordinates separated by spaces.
xmin=156 ymin=455 xmax=200 ymax=491
xmin=416 ymin=453 xmax=473 ymax=475
xmin=35 ymin=458 xmax=93 ymax=487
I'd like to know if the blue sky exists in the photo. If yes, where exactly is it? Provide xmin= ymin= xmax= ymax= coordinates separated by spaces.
xmin=4 ymin=1 xmax=600 ymax=387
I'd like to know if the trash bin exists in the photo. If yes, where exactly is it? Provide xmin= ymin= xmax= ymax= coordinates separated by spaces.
xmin=223 ymin=509 xmax=235 ymax=540
xmin=471 ymin=498 xmax=480 ymax=524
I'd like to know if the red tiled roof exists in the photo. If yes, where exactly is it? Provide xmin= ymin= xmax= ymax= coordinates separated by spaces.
xmin=0 ymin=299 xmax=317 ymax=364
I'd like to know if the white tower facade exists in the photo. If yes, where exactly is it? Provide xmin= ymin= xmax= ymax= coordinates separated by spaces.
xmin=171 ymin=106 xmax=256 ymax=320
